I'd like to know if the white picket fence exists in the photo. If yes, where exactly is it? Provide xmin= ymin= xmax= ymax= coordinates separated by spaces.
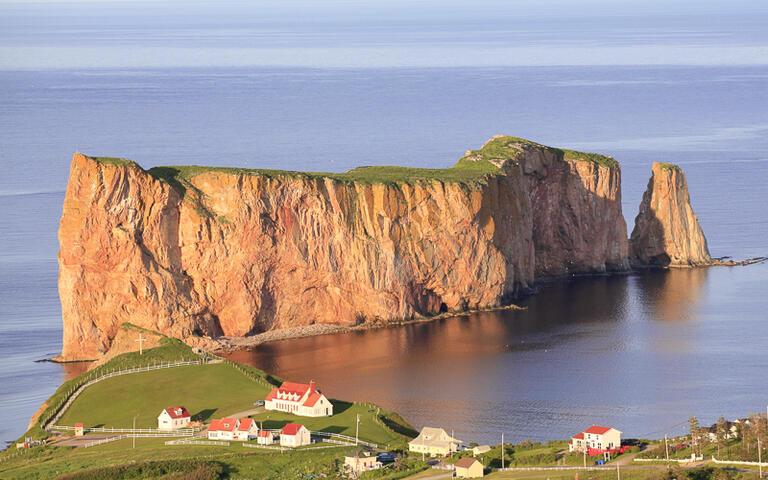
xmin=44 ymin=360 xmax=202 ymax=431
xmin=495 ymin=466 xmax=613 ymax=472
xmin=83 ymin=435 xmax=128 ymax=448
xmin=310 ymin=430 xmax=377 ymax=448
xmin=634 ymin=457 xmax=701 ymax=464
xmin=52 ymin=425 xmax=199 ymax=435
xmin=711 ymin=456 xmax=768 ymax=467
xmin=166 ymin=439 xmax=230 ymax=446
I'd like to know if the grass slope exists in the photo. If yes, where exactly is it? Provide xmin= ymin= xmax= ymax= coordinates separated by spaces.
xmin=57 ymin=363 xmax=271 ymax=429
xmin=87 ymin=135 xmax=616 ymax=188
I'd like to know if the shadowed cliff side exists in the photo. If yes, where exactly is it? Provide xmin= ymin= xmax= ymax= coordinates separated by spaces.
xmin=57 ymin=136 xmax=629 ymax=361
xmin=629 ymin=162 xmax=711 ymax=268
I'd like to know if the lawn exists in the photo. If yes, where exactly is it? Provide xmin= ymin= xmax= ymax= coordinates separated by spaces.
xmin=0 ymin=437 xmax=357 ymax=480
xmin=248 ymin=400 xmax=409 ymax=448
xmin=57 ymin=363 xmax=272 ymax=429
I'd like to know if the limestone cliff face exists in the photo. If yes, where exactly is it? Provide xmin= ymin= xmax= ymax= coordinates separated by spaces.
xmin=630 ymin=162 xmax=711 ymax=267
xmin=58 ymin=137 xmax=629 ymax=360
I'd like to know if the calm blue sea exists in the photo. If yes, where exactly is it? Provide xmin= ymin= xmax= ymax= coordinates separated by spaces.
xmin=0 ymin=1 xmax=767 ymax=445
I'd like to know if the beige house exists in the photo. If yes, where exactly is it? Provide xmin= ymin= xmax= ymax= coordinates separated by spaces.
xmin=569 ymin=426 xmax=622 ymax=453
xmin=280 ymin=423 xmax=311 ymax=447
xmin=265 ymin=381 xmax=333 ymax=417
xmin=472 ymin=445 xmax=491 ymax=456
xmin=409 ymin=427 xmax=462 ymax=457
xmin=257 ymin=430 xmax=275 ymax=445
xmin=344 ymin=452 xmax=382 ymax=475
xmin=157 ymin=407 xmax=191 ymax=431
xmin=455 ymin=457 xmax=484 ymax=478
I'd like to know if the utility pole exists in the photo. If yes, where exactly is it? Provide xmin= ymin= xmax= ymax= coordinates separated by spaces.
xmin=758 ymin=437 xmax=762 ymax=479
xmin=355 ymin=414 xmax=360 ymax=445
xmin=501 ymin=433 xmax=505 ymax=470
xmin=135 ymin=333 xmax=145 ymax=355
xmin=665 ymin=434 xmax=669 ymax=463
xmin=616 ymin=462 xmax=620 ymax=480
xmin=583 ymin=441 xmax=587 ymax=468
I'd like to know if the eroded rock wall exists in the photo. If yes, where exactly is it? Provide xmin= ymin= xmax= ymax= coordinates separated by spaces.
xmin=58 ymin=139 xmax=630 ymax=360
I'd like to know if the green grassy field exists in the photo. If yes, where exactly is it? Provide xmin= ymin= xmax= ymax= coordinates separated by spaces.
xmin=90 ymin=135 xmax=617 ymax=189
xmin=57 ymin=363 xmax=271 ymax=429
xmin=0 ymin=437 xmax=357 ymax=480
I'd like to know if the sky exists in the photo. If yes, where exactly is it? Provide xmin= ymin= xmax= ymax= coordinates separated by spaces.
xmin=0 ymin=0 xmax=767 ymax=68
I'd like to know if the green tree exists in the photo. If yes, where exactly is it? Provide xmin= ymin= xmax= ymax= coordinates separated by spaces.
xmin=689 ymin=415 xmax=700 ymax=456
xmin=715 ymin=416 xmax=728 ymax=457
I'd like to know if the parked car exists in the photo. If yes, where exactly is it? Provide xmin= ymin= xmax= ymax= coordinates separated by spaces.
xmin=253 ymin=400 xmax=265 ymax=406
xmin=377 ymin=452 xmax=397 ymax=464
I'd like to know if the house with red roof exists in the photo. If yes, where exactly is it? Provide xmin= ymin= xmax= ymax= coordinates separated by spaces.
xmin=233 ymin=418 xmax=258 ymax=441
xmin=157 ymin=407 xmax=191 ymax=431
xmin=265 ymin=380 xmax=333 ymax=417
xmin=279 ymin=423 xmax=311 ymax=447
xmin=569 ymin=426 xmax=622 ymax=454
xmin=257 ymin=429 xmax=275 ymax=445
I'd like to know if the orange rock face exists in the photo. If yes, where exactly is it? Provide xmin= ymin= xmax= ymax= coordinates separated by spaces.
xmin=58 ymin=140 xmax=630 ymax=360
xmin=629 ymin=162 xmax=711 ymax=267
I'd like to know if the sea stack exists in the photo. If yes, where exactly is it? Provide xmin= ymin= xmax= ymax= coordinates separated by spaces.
xmin=56 ymin=136 xmax=630 ymax=360
xmin=629 ymin=162 xmax=711 ymax=268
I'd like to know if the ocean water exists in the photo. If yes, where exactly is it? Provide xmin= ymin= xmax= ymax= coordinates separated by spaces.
xmin=0 ymin=65 xmax=766 ymax=445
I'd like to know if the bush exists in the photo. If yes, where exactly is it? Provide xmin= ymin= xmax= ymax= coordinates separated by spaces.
xmin=56 ymin=459 xmax=226 ymax=480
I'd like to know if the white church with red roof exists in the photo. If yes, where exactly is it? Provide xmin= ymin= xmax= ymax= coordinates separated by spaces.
xmin=569 ymin=425 xmax=622 ymax=454
xmin=264 ymin=381 xmax=333 ymax=417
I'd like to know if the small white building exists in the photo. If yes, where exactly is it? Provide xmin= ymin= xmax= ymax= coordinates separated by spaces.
xmin=344 ymin=452 xmax=382 ymax=475
xmin=208 ymin=418 xmax=238 ymax=440
xmin=409 ymin=427 xmax=462 ymax=457
xmin=279 ymin=423 xmax=311 ymax=447
xmin=569 ymin=426 xmax=622 ymax=453
xmin=265 ymin=381 xmax=333 ymax=417
xmin=157 ymin=407 xmax=191 ymax=431
xmin=257 ymin=429 xmax=275 ymax=445
xmin=233 ymin=418 xmax=258 ymax=441
xmin=472 ymin=445 xmax=491 ymax=456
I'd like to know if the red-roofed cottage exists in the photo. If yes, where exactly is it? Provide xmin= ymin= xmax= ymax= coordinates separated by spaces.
xmin=157 ymin=407 xmax=191 ymax=430
xmin=265 ymin=381 xmax=333 ymax=417
xmin=233 ymin=418 xmax=258 ymax=441
xmin=279 ymin=423 xmax=311 ymax=447
xmin=257 ymin=429 xmax=275 ymax=445
xmin=569 ymin=426 xmax=622 ymax=454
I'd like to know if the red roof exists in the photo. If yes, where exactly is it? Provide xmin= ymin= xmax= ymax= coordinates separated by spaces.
xmin=265 ymin=381 xmax=324 ymax=408
xmin=584 ymin=426 xmax=613 ymax=435
xmin=236 ymin=418 xmax=254 ymax=431
xmin=304 ymin=392 xmax=322 ymax=407
xmin=75 ymin=423 xmax=83 ymax=427
xmin=164 ymin=407 xmax=190 ymax=419
xmin=572 ymin=433 xmax=584 ymax=440
xmin=280 ymin=423 xmax=305 ymax=436
xmin=455 ymin=457 xmax=480 ymax=468
xmin=208 ymin=418 xmax=237 ymax=432
xmin=258 ymin=430 xmax=273 ymax=437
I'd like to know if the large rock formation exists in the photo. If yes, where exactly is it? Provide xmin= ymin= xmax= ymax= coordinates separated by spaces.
xmin=629 ymin=162 xmax=711 ymax=267
xmin=57 ymin=136 xmax=630 ymax=361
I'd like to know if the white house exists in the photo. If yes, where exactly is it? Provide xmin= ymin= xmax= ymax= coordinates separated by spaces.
xmin=569 ymin=426 xmax=622 ymax=453
xmin=257 ymin=429 xmax=275 ymax=445
xmin=157 ymin=407 xmax=191 ymax=431
xmin=279 ymin=423 xmax=311 ymax=447
xmin=265 ymin=381 xmax=333 ymax=417
xmin=344 ymin=452 xmax=382 ymax=475
xmin=232 ymin=418 xmax=258 ymax=441
xmin=409 ymin=427 xmax=462 ymax=457
xmin=208 ymin=418 xmax=238 ymax=440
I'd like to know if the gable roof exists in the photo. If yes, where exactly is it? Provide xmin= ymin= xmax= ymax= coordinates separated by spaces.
xmin=208 ymin=418 xmax=237 ymax=432
xmin=163 ymin=407 xmax=190 ymax=419
xmin=257 ymin=430 xmax=273 ymax=437
xmin=572 ymin=433 xmax=584 ymax=440
xmin=304 ymin=392 xmax=323 ymax=407
xmin=409 ymin=427 xmax=462 ymax=447
xmin=281 ymin=423 xmax=305 ymax=436
xmin=584 ymin=426 xmax=613 ymax=435
xmin=236 ymin=418 xmax=254 ymax=431
xmin=455 ymin=457 xmax=480 ymax=468
xmin=265 ymin=381 xmax=326 ymax=408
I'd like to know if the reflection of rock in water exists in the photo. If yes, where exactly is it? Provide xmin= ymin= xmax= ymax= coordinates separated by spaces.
xmin=637 ymin=268 xmax=708 ymax=322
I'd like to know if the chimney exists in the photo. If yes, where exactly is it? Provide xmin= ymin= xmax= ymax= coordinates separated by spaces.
xmin=309 ymin=380 xmax=316 ymax=392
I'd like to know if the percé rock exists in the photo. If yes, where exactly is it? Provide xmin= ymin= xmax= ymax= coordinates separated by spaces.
xmin=630 ymin=162 xmax=711 ymax=267
xmin=57 ymin=136 xmax=629 ymax=361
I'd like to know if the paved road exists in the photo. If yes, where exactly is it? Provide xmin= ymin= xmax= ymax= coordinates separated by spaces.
xmin=223 ymin=406 xmax=265 ymax=419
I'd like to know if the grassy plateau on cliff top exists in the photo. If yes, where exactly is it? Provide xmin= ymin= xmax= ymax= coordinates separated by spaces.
xmin=91 ymin=136 xmax=617 ymax=186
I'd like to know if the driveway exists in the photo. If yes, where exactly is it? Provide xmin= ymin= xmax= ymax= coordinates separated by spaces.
xmin=224 ymin=406 xmax=265 ymax=419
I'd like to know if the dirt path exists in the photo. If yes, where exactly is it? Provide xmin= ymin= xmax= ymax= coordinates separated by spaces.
xmin=224 ymin=407 xmax=265 ymax=419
